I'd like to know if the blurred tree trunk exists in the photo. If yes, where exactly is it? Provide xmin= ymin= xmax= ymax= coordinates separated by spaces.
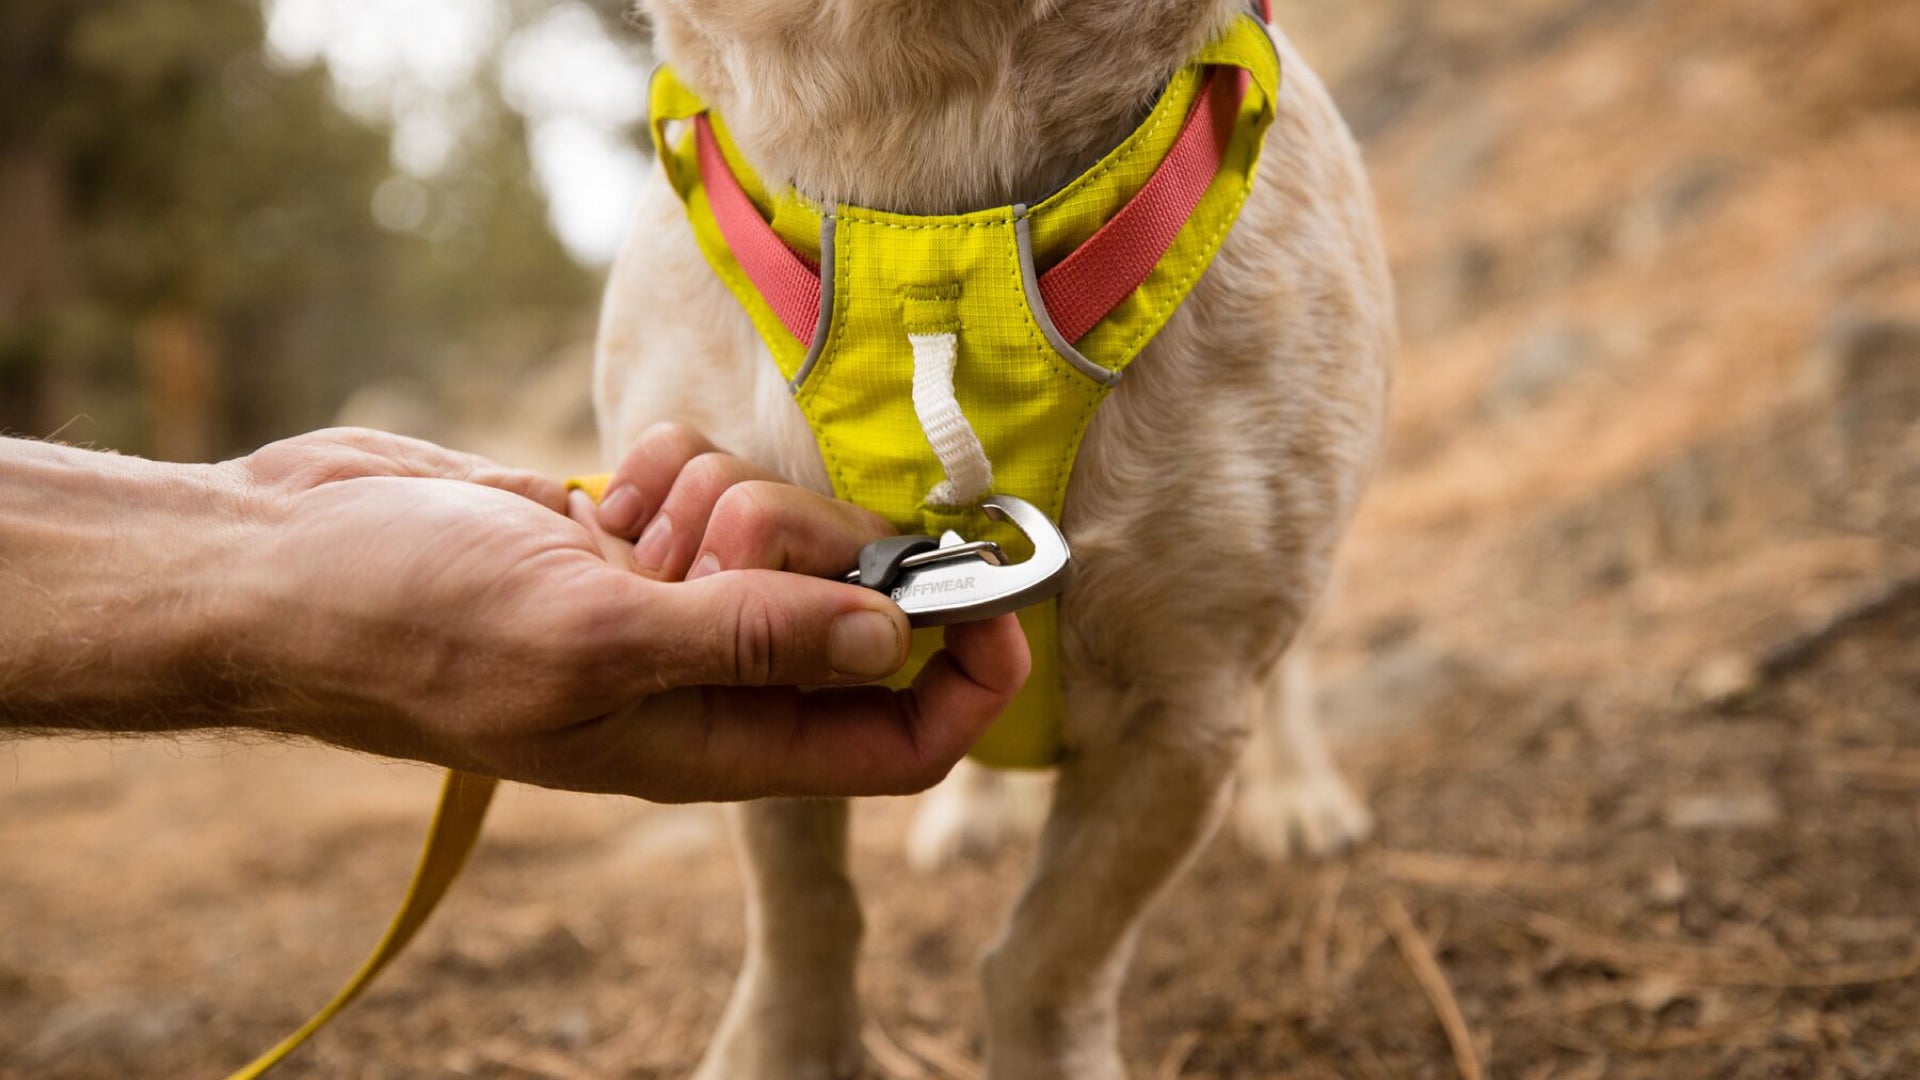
xmin=135 ymin=309 xmax=220 ymax=462
xmin=0 ymin=145 xmax=71 ymax=436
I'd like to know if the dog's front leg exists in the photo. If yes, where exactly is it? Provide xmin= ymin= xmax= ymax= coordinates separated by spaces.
xmin=982 ymin=678 xmax=1248 ymax=1080
xmin=695 ymin=798 xmax=864 ymax=1080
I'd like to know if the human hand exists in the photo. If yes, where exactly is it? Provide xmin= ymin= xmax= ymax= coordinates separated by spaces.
xmin=216 ymin=427 xmax=1027 ymax=800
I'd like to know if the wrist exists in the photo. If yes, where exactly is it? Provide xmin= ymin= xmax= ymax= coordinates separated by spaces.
xmin=0 ymin=439 xmax=266 ymax=733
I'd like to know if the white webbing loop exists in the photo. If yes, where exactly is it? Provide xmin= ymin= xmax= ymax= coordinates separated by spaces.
xmin=908 ymin=330 xmax=994 ymax=507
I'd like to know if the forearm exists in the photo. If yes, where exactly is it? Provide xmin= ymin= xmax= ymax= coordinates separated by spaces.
xmin=0 ymin=438 xmax=257 ymax=734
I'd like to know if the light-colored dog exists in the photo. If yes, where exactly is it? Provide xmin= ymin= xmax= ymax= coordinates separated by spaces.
xmin=594 ymin=1 xmax=1393 ymax=1076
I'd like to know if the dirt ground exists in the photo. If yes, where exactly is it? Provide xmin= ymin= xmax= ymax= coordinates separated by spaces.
xmin=5 ymin=0 xmax=1919 ymax=1077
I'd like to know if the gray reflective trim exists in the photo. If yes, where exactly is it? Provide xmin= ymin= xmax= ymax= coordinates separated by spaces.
xmin=789 ymin=212 xmax=837 ymax=392
xmin=1013 ymin=204 xmax=1121 ymax=388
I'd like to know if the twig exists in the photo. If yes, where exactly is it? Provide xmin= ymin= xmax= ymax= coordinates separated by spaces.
xmin=1304 ymin=863 xmax=1348 ymax=995
xmin=864 ymin=1021 xmax=936 ymax=1080
xmin=1818 ymin=751 xmax=1920 ymax=785
xmin=1525 ymin=912 xmax=1920 ymax=988
xmin=1154 ymin=1030 xmax=1203 ymax=1080
xmin=477 ymin=1038 xmax=603 ymax=1080
xmin=1758 ymin=574 xmax=1920 ymax=680
xmin=898 ymin=1028 xmax=983 ymax=1080
xmin=1379 ymin=892 xmax=1485 ymax=1080
xmin=1377 ymin=850 xmax=1583 ymax=893
xmin=1628 ymin=1020 xmax=1776 ymax=1053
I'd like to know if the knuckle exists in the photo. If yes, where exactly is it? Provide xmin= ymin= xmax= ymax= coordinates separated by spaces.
xmin=708 ymin=483 xmax=778 ymax=553
xmin=727 ymin=591 xmax=785 ymax=686
xmin=845 ymin=500 xmax=895 ymax=540
xmin=681 ymin=451 xmax=741 ymax=500
xmin=640 ymin=420 xmax=706 ymax=463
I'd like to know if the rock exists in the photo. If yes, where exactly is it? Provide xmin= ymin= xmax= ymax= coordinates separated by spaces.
xmin=432 ymin=920 xmax=596 ymax=981
xmin=1628 ymin=973 xmax=1693 ymax=1015
xmin=507 ymin=922 xmax=597 ymax=978
xmin=1800 ymin=310 xmax=1920 ymax=401
xmin=27 ymin=994 xmax=199 ymax=1064
xmin=1792 ymin=210 xmax=1920 ymax=289
xmin=548 ymin=1006 xmax=595 ymax=1050
xmin=1616 ymin=158 xmax=1737 ymax=262
xmin=1647 ymin=450 xmax=1724 ymax=558
xmin=1681 ymin=652 xmax=1760 ymax=708
xmin=1398 ymin=239 xmax=1500 ymax=337
xmin=1532 ymin=214 xmax=1616 ymax=292
xmin=1321 ymin=642 xmax=1487 ymax=737
xmin=1664 ymin=790 xmax=1781 ymax=830
xmin=1646 ymin=859 xmax=1689 ymax=907
xmin=1485 ymin=319 xmax=1595 ymax=411
xmin=1414 ymin=100 xmax=1511 ymax=207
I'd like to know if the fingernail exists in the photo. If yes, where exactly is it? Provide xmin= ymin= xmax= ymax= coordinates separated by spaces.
xmin=632 ymin=512 xmax=673 ymax=572
xmin=687 ymin=552 xmax=721 ymax=580
xmin=830 ymin=610 xmax=904 ymax=678
xmin=598 ymin=484 xmax=644 ymax=535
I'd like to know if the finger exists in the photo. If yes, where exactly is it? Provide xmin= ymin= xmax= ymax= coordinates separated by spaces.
xmin=596 ymin=421 xmax=721 ymax=538
xmin=569 ymin=489 xmax=636 ymax=565
xmin=630 ymin=451 xmax=783 ymax=580
xmin=766 ymin=615 xmax=1032 ymax=796
xmin=306 ymin=427 xmax=570 ymax=512
xmin=691 ymin=481 xmax=894 ymax=580
xmin=609 ymin=568 xmax=912 ymax=689
xmin=466 ymin=465 xmax=570 ymax=514
xmin=567 ymin=613 xmax=1030 ymax=801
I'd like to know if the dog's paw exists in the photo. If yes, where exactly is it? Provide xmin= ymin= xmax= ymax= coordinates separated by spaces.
xmin=1233 ymin=771 xmax=1373 ymax=862
xmin=691 ymin=990 xmax=862 ymax=1080
xmin=906 ymin=764 xmax=1010 ymax=872
xmin=692 ymin=1041 xmax=859 ymax=1080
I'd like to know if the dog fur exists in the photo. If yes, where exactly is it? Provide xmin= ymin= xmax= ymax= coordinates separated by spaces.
xmin=595 ymin=1 xmax=1394 ymax=1075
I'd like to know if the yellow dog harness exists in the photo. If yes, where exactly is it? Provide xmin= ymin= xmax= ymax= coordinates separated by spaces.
xmin=223 ymin=11 xmax=1278 ymax=1076
xmin=647 ymin=10 xmax=1280 ymax=769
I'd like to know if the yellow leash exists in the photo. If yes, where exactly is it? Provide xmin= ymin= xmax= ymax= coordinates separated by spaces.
xmin=227 ymin=475 xmax=612 ymax=1076
xmin=223 ymin=770 xmax=497 ymax=1079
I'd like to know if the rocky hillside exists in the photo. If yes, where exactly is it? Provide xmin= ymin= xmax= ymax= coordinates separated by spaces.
xmin=4 ymin=2 xmax=1918 ymax=1078
xmin=1288 ymin=0 xmax=1920 ymax=698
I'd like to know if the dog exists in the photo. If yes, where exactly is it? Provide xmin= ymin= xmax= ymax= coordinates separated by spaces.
xmin=593 ymin=1 xmax=1393 ymax=1076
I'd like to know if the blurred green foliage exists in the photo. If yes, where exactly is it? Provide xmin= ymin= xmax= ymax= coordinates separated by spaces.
xmin=0 ymin=0 xmax=599 ymax=460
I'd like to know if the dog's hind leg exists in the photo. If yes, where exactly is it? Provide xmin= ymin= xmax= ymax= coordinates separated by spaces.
xmin=1232 ymin=642 xmax=1373 ymax=861
xmin=981 ymin=675 xmax=1249 ymax=1080
xmin=906 ymin=757 xmax=1012 ymax=872
xmin=694 ymin=798 xmax=864 ymax=1080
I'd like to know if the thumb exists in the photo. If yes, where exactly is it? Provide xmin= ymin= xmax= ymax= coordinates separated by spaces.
xmin=628 ymin=569 xmax=913 ymax=689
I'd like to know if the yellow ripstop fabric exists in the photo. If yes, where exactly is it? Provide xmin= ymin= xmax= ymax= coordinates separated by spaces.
xmin=651 ymin=14 xmax=1280 ymax=769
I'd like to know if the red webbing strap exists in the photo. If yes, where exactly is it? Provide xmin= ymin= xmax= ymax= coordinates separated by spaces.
xmin=1036 ymin=66 xmax=1243 ymax=344
xmin=1256 ymin=0 xmax=1272 ymax=23
xmin=694 ymin=62 xmax=1247 ymax=349
xmin=695 ymin=114 xmax=821 ymax=342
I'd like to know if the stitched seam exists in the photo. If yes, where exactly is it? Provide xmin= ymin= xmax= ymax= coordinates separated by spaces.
xmin=1036 ymin=67 xmax=1195 ymax=213
xmin=1048 ymin=328 xmax=1106 ymax=518
xmin=838 ymin=216 xmax=1010 ymax=232
xmin=798 ymin=216 xmax=857 ymax=501
xmin=1008 ymin=228 xmax=1106 ymax=388
xmin=1115 ymin=128 xmax=1263 ymax=363
xmin=900 ymin=282 xmax=963 ymax=335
